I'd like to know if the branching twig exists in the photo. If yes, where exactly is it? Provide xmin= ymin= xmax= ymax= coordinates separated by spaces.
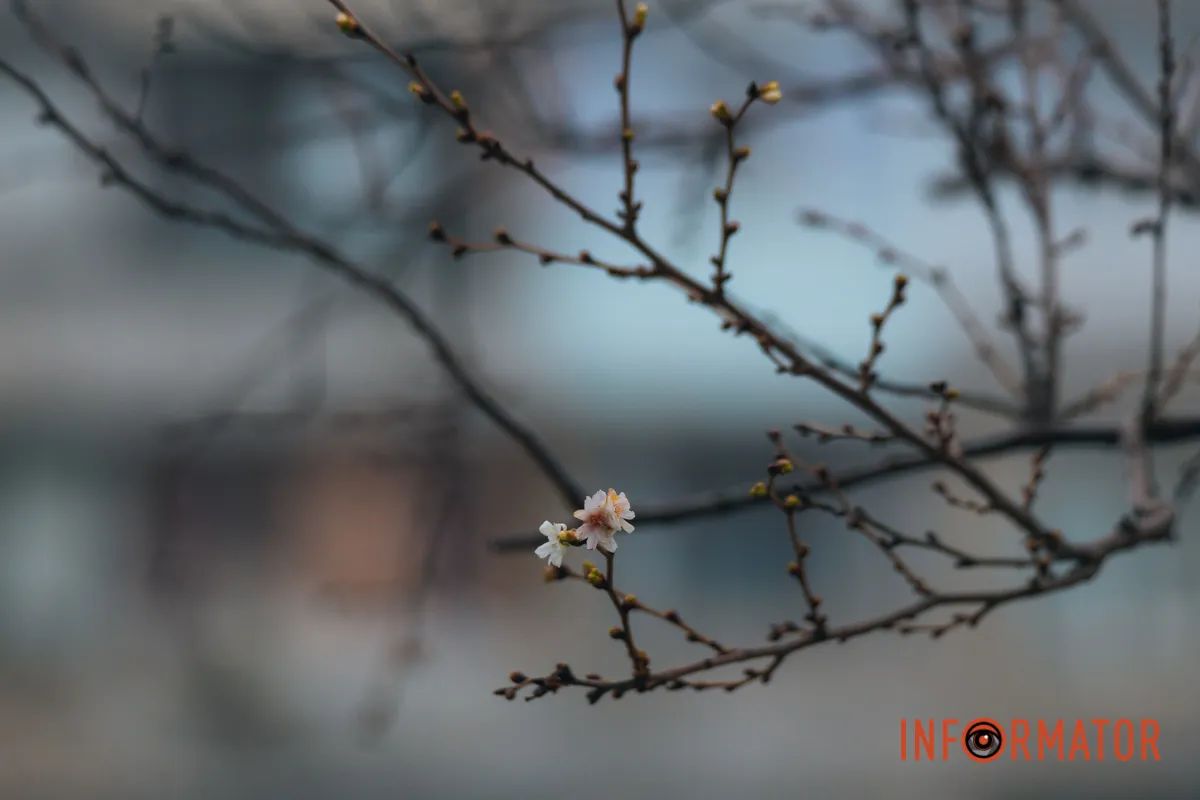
xmin=798 ymin=208 xmax=1021 ymax=396
xmin=491 ymin=416 xmax=1200 ymax=552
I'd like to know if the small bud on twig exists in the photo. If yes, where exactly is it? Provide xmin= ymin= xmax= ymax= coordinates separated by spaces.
xmin=335 ymin=12 xmax=361 ymax=36
xmin=758 ymin=80 xmax=782 ymax=104
xmin=632 ymin=2 xmax=648 ymax=32
xmin=710 ymin=100 xmax=732 ymax=124
xmin=768 ymin=457 xmax=794 ymax=475
xmin=408 ymin=81 xmax=434 ymax=103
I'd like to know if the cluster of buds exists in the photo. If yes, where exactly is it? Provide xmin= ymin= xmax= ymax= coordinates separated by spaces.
xmin=583 ymin=561 xmax=606 ymax=587
xmin=534 ymin=489 xmax=636 ymax=566
xmin=751 ymin=458 xmax=801 ymax=502
xmin=926 ymin=380 xmax=960 ymax=450
xmin=858 ymin=273 xmax=909 ymax=391
xmin=710 ymin=80 xmax=783 ymax=126
xmin=752 ymin=80 xmax=782 ymax=104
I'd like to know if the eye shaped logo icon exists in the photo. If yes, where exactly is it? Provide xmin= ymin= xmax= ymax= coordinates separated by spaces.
xmin=963 ymin=718 xmax=1004 ymax=762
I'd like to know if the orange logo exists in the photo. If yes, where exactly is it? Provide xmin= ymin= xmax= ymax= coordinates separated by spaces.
xmin=899 ymin=718 xmax=1161 ymax=762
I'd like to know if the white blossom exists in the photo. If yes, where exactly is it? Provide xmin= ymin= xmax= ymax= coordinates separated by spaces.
xmin=534 ymin=520 xmax=570 ymax=567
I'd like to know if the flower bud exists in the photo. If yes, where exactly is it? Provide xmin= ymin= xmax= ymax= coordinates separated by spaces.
xmin=449 ymin=90 xmax=467 ymax=111
xmin=633 ymin=2 xmax=648 ymax=30
xmin=710 ymin=100 xmax=732 ymax=124
xmin=758 ymin=80 xmax=782 ymax=104
xmin=784 ymin=494 xmax=801 ymax=509
xmin=408 ymin=81 xmax=433 ymax=103
xmin=335 ymin=12 xmax=360 ymax=36
xmin=749 ymin=481 xmax=768 ymax=498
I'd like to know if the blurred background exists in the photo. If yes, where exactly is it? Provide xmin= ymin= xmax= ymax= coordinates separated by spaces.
xmin=2 ymin=0 xmax=1199 ymax=797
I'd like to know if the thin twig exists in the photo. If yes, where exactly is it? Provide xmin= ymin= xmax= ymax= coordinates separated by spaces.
xmin=798 ymin=208 xmax=1021 ymax=396
xmin=1141 ymin=0 xmax=1176 ymax=423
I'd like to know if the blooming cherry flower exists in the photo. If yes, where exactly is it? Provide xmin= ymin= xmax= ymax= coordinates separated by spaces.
xmin=534 ymin=521 xmax=571 ymax=567
xmin=572 ymin=489 xmax=635 ymax=552
xmin=574 ymin=491 xmax=617 ymax=552
xmin=606 ymin=489 xmax=636 ymax=533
